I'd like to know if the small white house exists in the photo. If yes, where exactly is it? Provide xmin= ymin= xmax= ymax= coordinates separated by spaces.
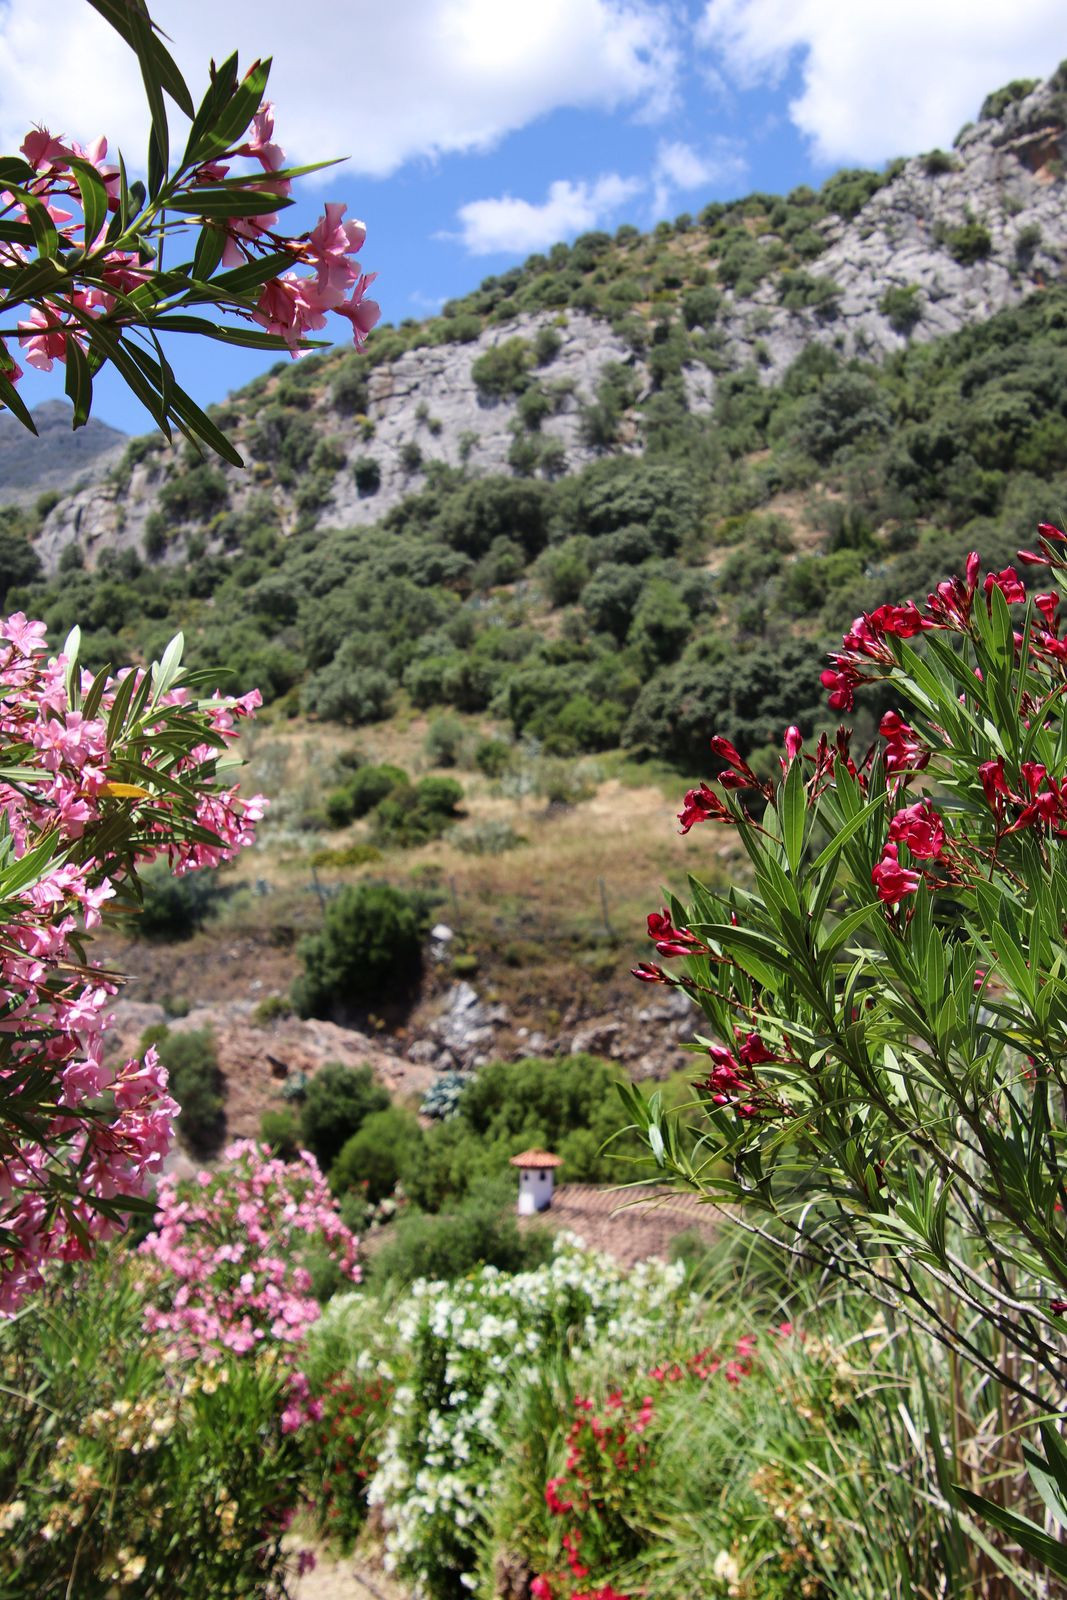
xmin=510 ymin=1149 xmax=563 ymax=1215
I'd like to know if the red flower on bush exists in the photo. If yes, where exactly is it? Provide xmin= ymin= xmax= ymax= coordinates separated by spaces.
xmin=888 ymin=801 xmax=945 ymax=860
xmin=871 ymin=843 xmax=920 ymax=906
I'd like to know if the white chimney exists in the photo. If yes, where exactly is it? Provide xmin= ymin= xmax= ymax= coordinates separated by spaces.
xmin=509 ymin=1149 xmax=563 ymax=1215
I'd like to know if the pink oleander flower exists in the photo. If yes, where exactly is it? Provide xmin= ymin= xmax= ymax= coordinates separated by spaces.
xmin=17 ymin=304 xmax=85 ymax=373
xmin=0 ymin=615 xmax=265 ymax=1313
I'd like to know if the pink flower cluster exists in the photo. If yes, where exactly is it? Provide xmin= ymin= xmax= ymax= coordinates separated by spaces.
xmin=139 ymin=1140 xmax=360 ymax=1387
xmin=0 ymin=614 xmax=265 ymax=1312
xmin=2 ymin=90 xmax=379 ymax=388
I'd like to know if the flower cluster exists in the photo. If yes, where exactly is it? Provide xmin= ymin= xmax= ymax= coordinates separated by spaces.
xmin=533 ymin=1337 xmax=760 ymax=1600
xmin=317 ymin=1237 xmax=687 ymax=1593
xmin=0 ymin=616 xmax=264 ymax=1312
xmin=139 ymin=1139 xmax=360 ymax=1364
xmin=304 ymin=1371 xmax=392 ymax=1547
xmin=2 ymin=95 xmax=378 ymax=395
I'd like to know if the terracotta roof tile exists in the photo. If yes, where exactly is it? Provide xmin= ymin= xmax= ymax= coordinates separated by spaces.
xmin=509 ymin=1149 xmax=563 ymax=1169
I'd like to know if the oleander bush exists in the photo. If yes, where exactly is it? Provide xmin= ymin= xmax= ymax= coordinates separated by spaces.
xmin=624 ymin=533 xmax=1067 ymax=1580
xmin=0 ymin=1258 xmax=306 ymax=1599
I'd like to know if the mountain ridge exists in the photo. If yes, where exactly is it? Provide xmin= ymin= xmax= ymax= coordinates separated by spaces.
xmin=18 ymin=63 xmax=1067 ymax=575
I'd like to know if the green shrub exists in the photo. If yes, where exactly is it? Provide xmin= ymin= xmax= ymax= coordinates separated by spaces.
xmin=134 ymin=862 xmax=224 ymax=939
xmin=260 ymin=1106 xmax=301 ymax=1158
xmin=331 ymin=355 xmax=369 ymax=412
xmin=0 ymin=532 xmax=42 ymax=605
xmin=293 ymin=884 xmax=424 ymax=1019
xmin=158 ymin=463 xmax=229 ymax=523
xmin=298 ymin=1062 xmax=390 ymax=1170
xmin=980 ymin=77 xmax=1039 ymax=120
xmin=155 ymin=1027 xmax=225 ymax=1157
xmin=880 ymin=282 xmax=923 ymax=335
xmin=373 ymin=776 xmax=464 ymax=847
xmin=947 ymin=219 xmax=993 ymax=264
xmin=533 ymin=326 xmax=562 ymax=365
xmin=922 ymin=148 xmax=957 ymax=175
xmin=777 ymin=270 xmax=841 ymax=314
xmin=471 ymin=337 xmax=533 ymax=400
xmin=353 ymin=455 xmax=381 ymax=493
xmin=681 ymin=285 xmax=722 ymax=329
xmin=253 ymin=994 xmax=292 ymax=1025
xmin=330 ymin=1106 xmax=424 ymax=1203
xmin=423 ymin=714 xmax=466 ymax=767
xmin=370 ymin=1182 xmax=554 ymax=1286
xmin=473 ymin=736 xmax=513 ymax=778
xmin=454 ymin=819 xmax=526 ymax=854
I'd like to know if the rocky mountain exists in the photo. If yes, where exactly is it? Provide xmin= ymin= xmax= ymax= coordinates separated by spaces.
xmin=0 ymin=399 xmax=124 ymax=510
xmin=24 ymin=67 xmax=1067 ymax=575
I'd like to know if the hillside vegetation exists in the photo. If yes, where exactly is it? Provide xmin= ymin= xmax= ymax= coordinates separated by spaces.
xmin=9 ymin=283 xmax=1067 ymax=773
xmin=6 ymin=68 xmax=1066 ymax=792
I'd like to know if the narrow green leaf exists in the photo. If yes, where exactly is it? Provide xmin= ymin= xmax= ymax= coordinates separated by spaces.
xmin=191 ymin=223 xmax=226 ymax=283
xmin=185 ymin=57 xmax=272 ymax=167
xmin=63 ymin=336 xmax=93 ymax=428
xmin=0 ymin=367 xmax=37 ymax=433
xmin=168 ymin=187 xmax=294 ymax=219
xmin=781 ymin=755 xmax=805 ymax=875
xmin=65 ymin=156 xmax=109 ymax=248
xmin=85 ymin=0 xmax=194 ymax=117
xmin=808 ymin=796 xmax=885 ymax=877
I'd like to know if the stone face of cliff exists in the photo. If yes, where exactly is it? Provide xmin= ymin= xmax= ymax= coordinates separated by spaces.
xmin=29 ymin=71 xmax=1067 ymax=575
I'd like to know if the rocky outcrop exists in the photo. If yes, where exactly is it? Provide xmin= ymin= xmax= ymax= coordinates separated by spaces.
xmin=30 ymin=74 xmax=1067 ymax=573
xmin=105 ymin=998 xmax=436 ymax=1143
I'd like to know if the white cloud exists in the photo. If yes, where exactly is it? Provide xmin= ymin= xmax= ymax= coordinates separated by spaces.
xmin=652 ymin=136 xmax=747 ymax=214
xmin=0 ymin=0 xmax=679 ymax=178
xmin=453 ymin=174 xmax=645 ymax=254
xmin=697 ymin=0 xmax=1066 ymax=165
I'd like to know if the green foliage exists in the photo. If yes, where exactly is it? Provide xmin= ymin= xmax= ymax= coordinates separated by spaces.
xmin=325 ymin=763 xmax=407 ymax=826
xmin=777 ymin=270 xmax=841 ymax=313
xmin=0 ymin=1259 xmax=302 ymax=1599
xmin=0 ymin=530 xmax=42 ymax=605
xmin=293 ymin=884 xmax=424 ymax=1019
xmin=626 ymin=639 xmax=824 ymax=767
xmin=157 ymin=463 xmax=229 ymax=524
xmin=471 ymin=337 xmax=533 ymax=399
xmin=946 ymin=218 xmax=993 ymax=264
xmin=373 ymin=774 xmax=463 ymax=847
xmin=980 ymin=77 xmax=1040 ymax=120
xmin=880 ymin=282 xmax=924 ymax=335
xmin=820 ymin=166 xmax=885 ymax=219
xmin=298 ymin=1062 xmax=391 ymax=1171
xmin=154 ymin=1027 xmax=225 ymax=1157
xmin=133 ymin=860 xmax=224 ymax=939
xmin=369 ymin=1180 xmax=554 ymax=1286
xmin=473 ymin=736 xmax=513 ymax=777
xmin=401 ymin=1055 xmax=652 ymax=1213
xmin=259 ymin=1106 xmax=301 ymax=1158
xmin=533 ymin=325 xmax=562 ymax=365
xmin=330 ymin=1105 xmax=424 ymax=1202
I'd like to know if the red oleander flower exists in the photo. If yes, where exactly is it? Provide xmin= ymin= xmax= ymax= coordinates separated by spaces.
xmin=888 ymin=801 xmax=945 ymax=860
xmin=871 ymin=843 xmax=921 ymax=905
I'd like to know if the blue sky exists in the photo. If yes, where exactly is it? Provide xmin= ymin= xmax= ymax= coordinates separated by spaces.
xmin=2 ymin=0 xmax=1064 ymax=436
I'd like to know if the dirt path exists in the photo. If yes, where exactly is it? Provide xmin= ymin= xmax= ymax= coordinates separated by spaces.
xmin=293 ymin=1550 xmax=412 ymax=1600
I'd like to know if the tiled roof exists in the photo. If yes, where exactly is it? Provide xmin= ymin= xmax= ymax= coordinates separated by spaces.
xmin=509 ymin=1149 xmax=564 ymax=1169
